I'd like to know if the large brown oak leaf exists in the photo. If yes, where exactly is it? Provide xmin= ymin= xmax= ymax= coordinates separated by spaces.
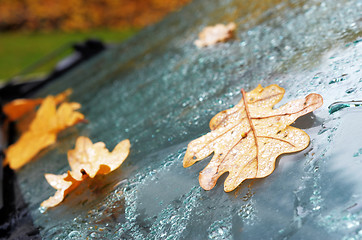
xmin=183 ymin=84 xmax=323 ymax=192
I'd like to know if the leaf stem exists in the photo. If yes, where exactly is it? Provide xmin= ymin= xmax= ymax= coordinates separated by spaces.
xmin=241 ymin=89 xmax=259 ymax=177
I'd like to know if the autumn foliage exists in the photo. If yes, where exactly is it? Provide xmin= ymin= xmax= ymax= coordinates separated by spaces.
xmin=0 ymin=0 xmax=191 ymax=32
xmin=41 ymin=136 xmax=131 ymax=208
xmin=184 ymin=85 xmax=323 ymax=192
xmin=4 ymin=93 xmax=86 ymax=170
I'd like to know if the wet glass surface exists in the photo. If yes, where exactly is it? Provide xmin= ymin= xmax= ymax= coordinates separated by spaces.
xmin=14 ymin=0 xmax=362 ymax=238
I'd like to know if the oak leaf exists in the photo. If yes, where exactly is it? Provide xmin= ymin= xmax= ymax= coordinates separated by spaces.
xmin=4 ymin=95 xmax=85 ymax=170
xmin=40 ymin=172 xmax=82 ymax=209
xmin=67 ymin=136 xmax=131 ymax=181
xmin=41 ymin=137 xmax=131 ymax=208
xmin=183 ymin=84 xmax=323 ymax=192
xmin=2 ymin=89 xmax=72 ymax=121
xmin=194 ymin=22 xmax=236 ymax=48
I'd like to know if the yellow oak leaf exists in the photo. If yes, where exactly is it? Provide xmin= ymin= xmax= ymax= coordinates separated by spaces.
xmin=68 ymin=136 xmax=131 ymax=181
xmin=194 ymin=22 xmax=236 ymax=48
xmin=183 ymin=84 xmax=323 ymax=192
xmin=4 ymin=95 xmax=85 ymax=170
xmin=2 ymin=89 xmax=72 ymax=121
xmin=41 ymin=136 xmax=131 ymax=208
xmin=40 ymin=172 xmax=82 ymax=208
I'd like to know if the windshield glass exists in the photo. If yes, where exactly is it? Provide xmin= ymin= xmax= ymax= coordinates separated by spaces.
xmin=16 ymin=0 xmax=362 ymax=238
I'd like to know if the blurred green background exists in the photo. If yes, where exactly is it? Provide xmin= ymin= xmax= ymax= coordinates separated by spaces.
xmin=0 ymin=0 xmax=190 ymax=82
xmin=0 ymin=29 xmax=137 ymax=81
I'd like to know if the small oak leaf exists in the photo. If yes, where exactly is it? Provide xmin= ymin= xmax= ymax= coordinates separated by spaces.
xmin=68 ymin=136 xmax=131 ymax=181
xmin=183 ymin=84 xmax=323 ymax=192
xmin=40 ymin=172 xmax=82 ymax=208
xmin=194 ymin=22 xmax=236 ymax=48
xmin=41 ymin=136 xmax=131 ymax=208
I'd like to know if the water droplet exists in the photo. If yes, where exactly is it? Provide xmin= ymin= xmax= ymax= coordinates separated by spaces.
xmin=318 ymin=128 xmax=330 ymax=135
xmin=313 ymin=205 xmax=321 ymax=211
xmin=312 ymin=72 xmax=322 ymax=79
xmin=68 ymin=231 xmax=81 ymax=239
xmin=329 ymin=73 xmax=349 ymax=84
xmin=353 ymin=148 xmax=362 ymax=157
xmin=346 ymin=88 xmax=357 ymax=94
xmin=207 ymin=216 xmax=232 ymax=239
xmin=354 ymin=39 xmax=362 ymax=44
xmin=328 ymin=101 xmax=362 ymax=114
xmin=328 ymin=103 xmax=350 ymax=114
xmin=39 ymin=206 xmax=47 ymax=214
xmin=89 ymin=232 xmax=100 ymax=238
